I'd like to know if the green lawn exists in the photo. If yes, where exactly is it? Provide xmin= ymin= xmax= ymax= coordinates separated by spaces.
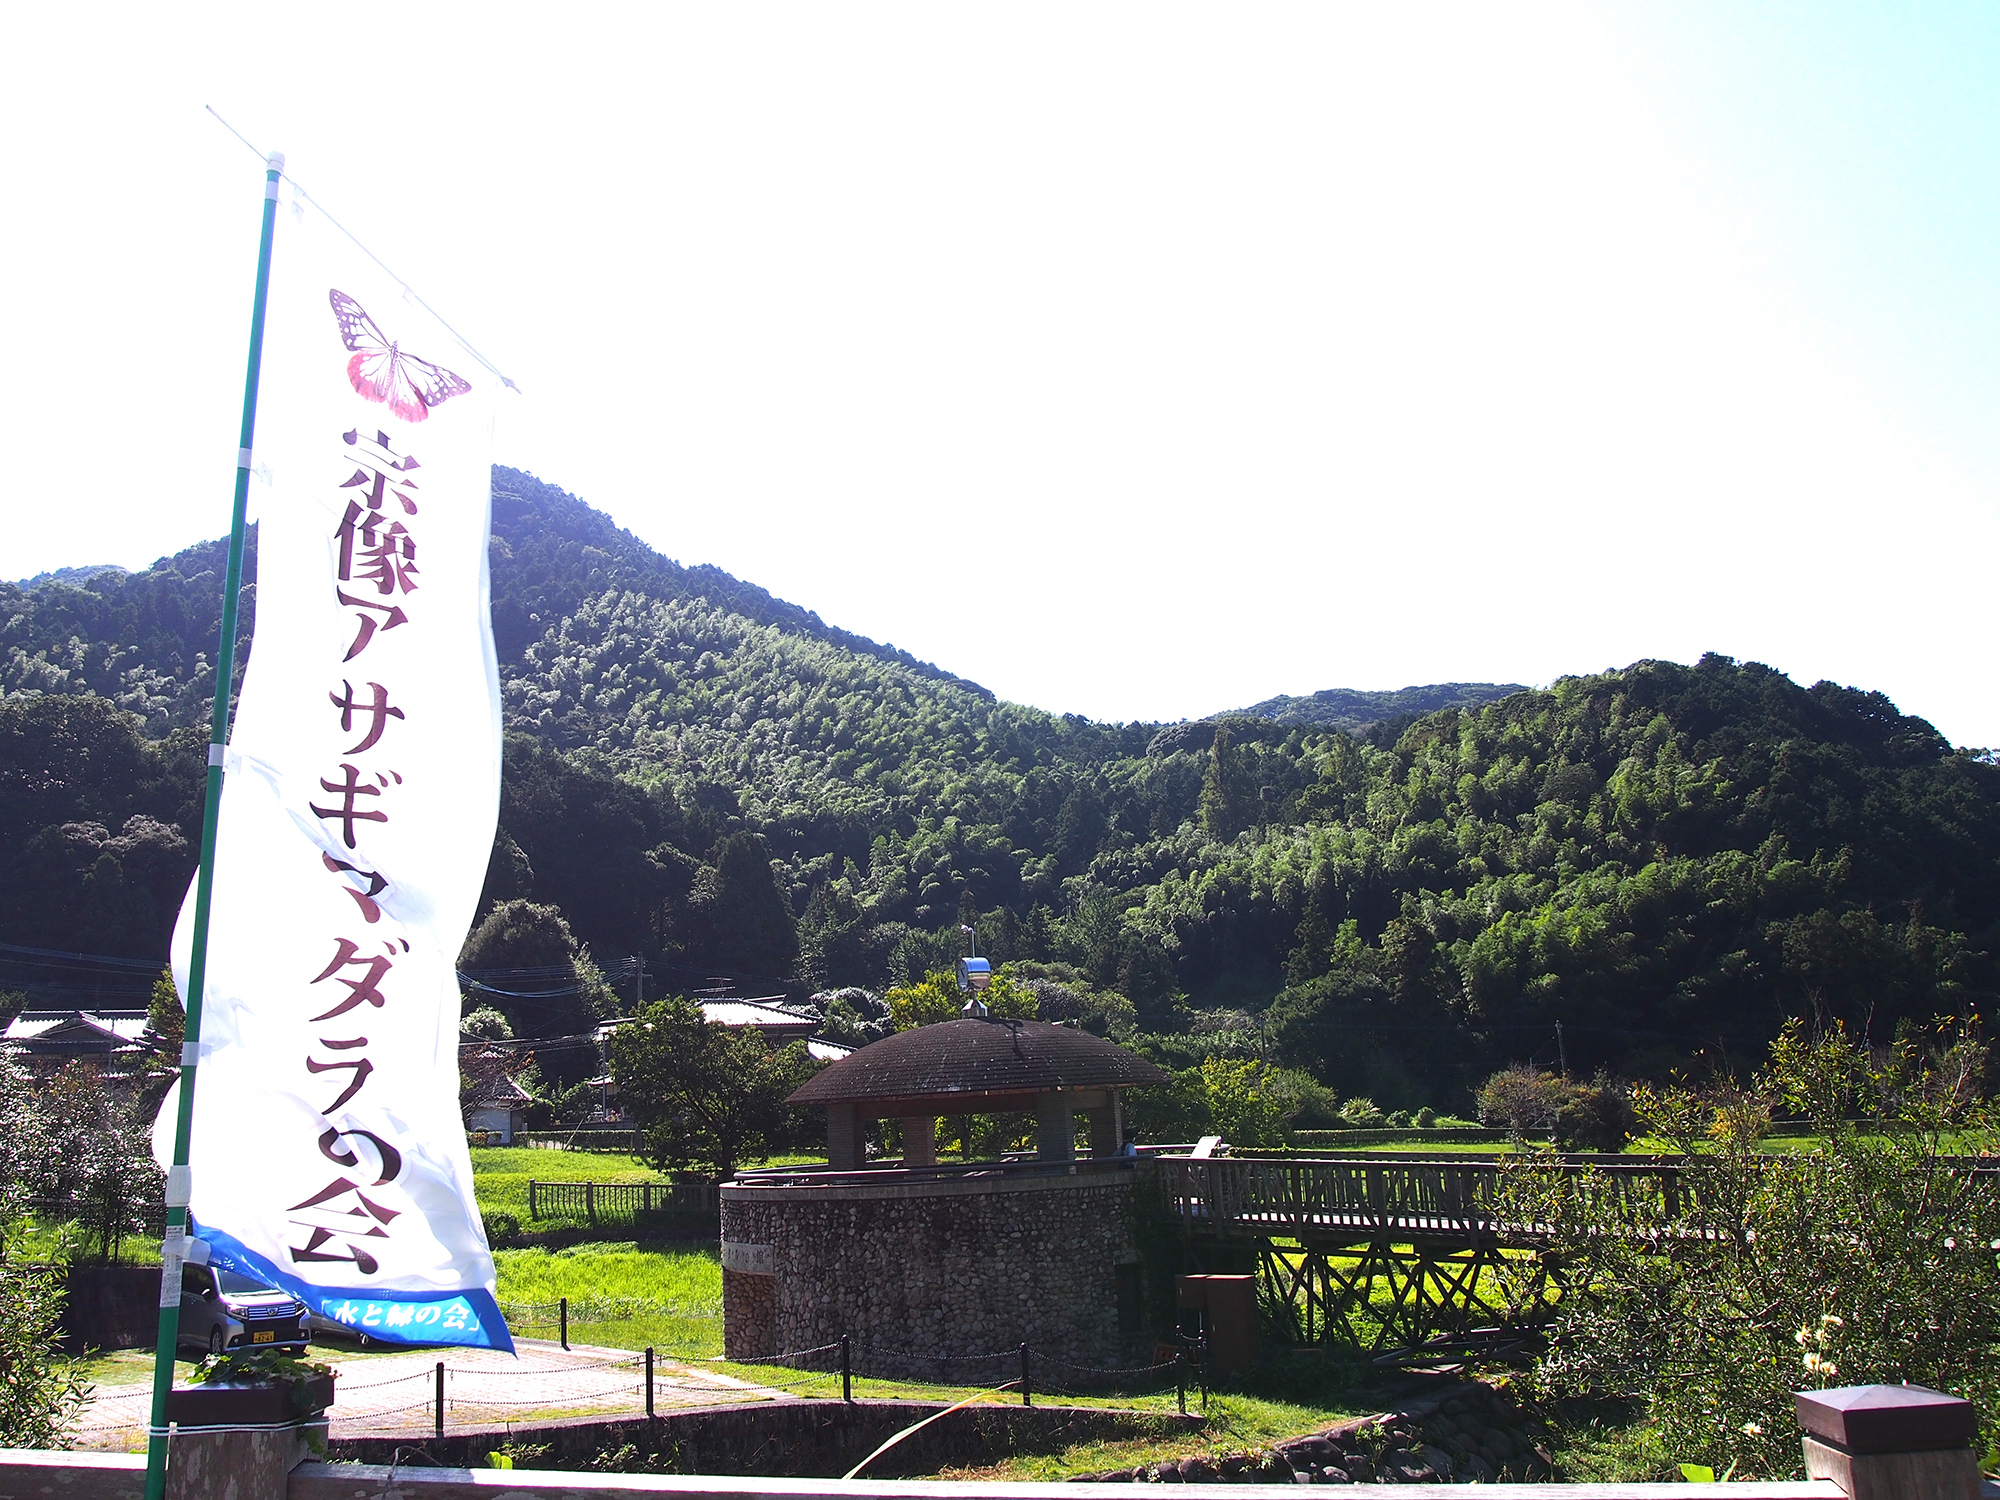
xmin=470 ymin=1146 xmax=668 ymax=1230
xmin=492 ymin=1239 xmax=721 ymax=1357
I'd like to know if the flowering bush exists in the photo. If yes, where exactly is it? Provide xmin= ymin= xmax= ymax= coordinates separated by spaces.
xmin=1496 ymin=1019 xmax=2000 ymax=1479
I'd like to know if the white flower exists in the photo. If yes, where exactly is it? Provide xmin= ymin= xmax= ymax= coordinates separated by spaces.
xmin=1820 ymin=1314 xmax=1844 ymax=1330
xmin=1742 ymin=1422 xmax=1765 ymax=1437
xmin=1946 ymin=1237 xmax=1958 ymax=1251
xmin=1803 ymin=1352 xmax=1823 ymax=1372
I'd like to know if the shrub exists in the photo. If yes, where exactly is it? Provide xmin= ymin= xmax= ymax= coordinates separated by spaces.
xmin=1476 ymin=1065 xmax=1635 ymax=1150
xmin=1414 ymin=1106 xmax=1437 ymax=1129
xmin=1336 ymin=1097 xmax=1386 ymax=1127
xmin=1498 ymin=1020 xmax=2000 ymax=1479
xmin=0 ymin=1245 xmax=88 ymax=1447
xmin=483 ymin=1212 xmax=523 ymax=1248
xmin=1553 ymin=1078 xmax=1637 ymax=1151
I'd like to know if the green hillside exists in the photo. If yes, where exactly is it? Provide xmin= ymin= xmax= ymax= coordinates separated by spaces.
xmin=1225 ymin=682 xmax=1528 ymax=735
xmin=4 ymin=470 xmax=1997 ymax=1107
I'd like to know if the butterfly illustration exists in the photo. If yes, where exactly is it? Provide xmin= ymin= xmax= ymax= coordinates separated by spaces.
xmin=329 ymin=290 xmax=471 ymax=423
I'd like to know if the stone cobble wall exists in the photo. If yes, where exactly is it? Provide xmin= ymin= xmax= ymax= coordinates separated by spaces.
xmin=722 ymin=1172 xmax=1149 ymax=1378
xmin=722 ymin=1268 xmax=777 ymax=1357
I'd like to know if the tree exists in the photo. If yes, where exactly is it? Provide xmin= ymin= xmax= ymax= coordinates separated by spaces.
xmin=609 ymin=997 xmax=817 ymax=1176
xmin=1198 ymin=726 xmax=1256 ymax=841
xmin=139 ymin=967 xmax=183 ymax=1109
xmin=1476 ymin=1064 xmax=1569 ymax=1140
xmin=34 ymin=1063 xmax=160 ymax=1261
xmin=885 ymin=971 xmax=1037 ymax=1030
xmin=690 ymin=832 xmax=798 ymax=980
xmin=461 ymin=1006 xmax=515 ymax=1041
xmin=0 ymin=1248 xmax=88 ymax=1447
xmin=458 ymin=899 xmax=596 ymax=1039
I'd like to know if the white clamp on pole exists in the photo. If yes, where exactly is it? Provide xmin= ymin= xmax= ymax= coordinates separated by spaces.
xmin=158 ymin=1168 xmax=197 ymax=1306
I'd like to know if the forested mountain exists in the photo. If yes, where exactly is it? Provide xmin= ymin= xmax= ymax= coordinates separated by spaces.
xmin=1226 ymin=682 xmax=1527 ymax=734
xmin=6 ymin=470 xmax=1998 ymax=1109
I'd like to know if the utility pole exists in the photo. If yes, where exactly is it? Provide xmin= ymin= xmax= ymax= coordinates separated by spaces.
xmin=1555 ymin=1020 xmax=1568 ymax=1079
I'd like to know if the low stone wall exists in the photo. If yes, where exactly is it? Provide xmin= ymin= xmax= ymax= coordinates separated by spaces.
xmin=721 ymin=1165 xmax=1158 ymax=1378
xmin=325 ymin=1398 xmax=1200 ymax=1478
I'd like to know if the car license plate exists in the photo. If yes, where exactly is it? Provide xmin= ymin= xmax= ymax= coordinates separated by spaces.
xmin=252 ymin=1330 xmax=275 ymax=1344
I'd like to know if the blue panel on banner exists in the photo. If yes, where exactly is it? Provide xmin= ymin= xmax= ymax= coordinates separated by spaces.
xmin=195 ymin=1221 xmax=515 ymax=1353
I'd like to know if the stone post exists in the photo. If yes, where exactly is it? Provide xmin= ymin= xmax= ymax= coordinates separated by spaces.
xmin=1035 ymin=1092 xmax=1075 ymax=1162
xmin=163 ymin=1375 xmax=334 ymax=1500
xmin=827 ymin=1101 xmax=867 ymax=1170
xmin=903 ymin=1115 xmax=938 ymax=1167
xmin=1794 ymin=1383 xmax=1981 ymax=1500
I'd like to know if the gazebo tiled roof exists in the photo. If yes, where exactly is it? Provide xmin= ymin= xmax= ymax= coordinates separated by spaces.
xmin=786 ymin=1017 xmax=1166 ymax=1109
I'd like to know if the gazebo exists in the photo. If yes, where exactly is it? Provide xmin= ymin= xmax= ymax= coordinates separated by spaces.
xmin=722 ymin=1018 xmax=1174 ymax=1374
xmin=785 ymin=1016 xmax=1168 ymax=1169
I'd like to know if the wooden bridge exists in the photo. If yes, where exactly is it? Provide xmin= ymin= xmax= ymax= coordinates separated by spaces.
xmin=1156 ymin=1154 xmax=1703 ymax=1358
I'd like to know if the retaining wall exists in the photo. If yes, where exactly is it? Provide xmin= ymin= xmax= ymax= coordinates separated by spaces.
xmin=325 ymin=1398 xmax=1198 ymax=1478
xmin=721 ymin=1166 xmax=1157 ymax=1379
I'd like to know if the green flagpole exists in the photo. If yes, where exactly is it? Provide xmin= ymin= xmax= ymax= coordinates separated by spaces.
xmin=142 ymin=146 xmax=284 ymax=1500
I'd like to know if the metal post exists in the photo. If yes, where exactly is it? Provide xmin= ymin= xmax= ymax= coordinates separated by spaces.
xmin=841 ymin=1334 xmax=852 ymax=1404
xmin=434 ymin=1361 xmax=445 ymax=1440
xmin=528 ymin=1179 xmax=538 ymax=1220
xmin=645 ymin=1347 xmax=655 ymax=1418
xmin=586 ymin=1181 xmax=596 ymax=1223
xmin=1020 ymin=1343 xmax=1031 ymax=1407
xmin=1176 ymin=1351 xmax=1186 ymax=1416
xmin=559 ymin=1296 xmax=569 ymax=1350
xmin=143 ymin=147 xmax=284 ymax=1500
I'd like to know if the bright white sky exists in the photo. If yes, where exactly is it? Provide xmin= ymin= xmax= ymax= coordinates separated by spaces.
xmin=4 ymin=5 xmax=1997 ymax=742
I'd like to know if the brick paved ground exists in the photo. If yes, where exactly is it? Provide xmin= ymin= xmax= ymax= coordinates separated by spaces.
xmin=75 ymin=1339 xmax=788 ymax=1450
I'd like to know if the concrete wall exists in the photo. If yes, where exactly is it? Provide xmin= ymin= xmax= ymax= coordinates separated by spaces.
xmin=59 ymin=1264 xmax=160 ymax=1353
xmin=721 ymin=1165 xmax=1154 ymax=1378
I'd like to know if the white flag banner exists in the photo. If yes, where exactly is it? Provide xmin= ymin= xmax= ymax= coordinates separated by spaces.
xmin=154 ymin=176 xmax=509 ymax=1350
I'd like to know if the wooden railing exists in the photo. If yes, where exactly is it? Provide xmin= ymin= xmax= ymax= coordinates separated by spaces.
xmin=525 ymin=1178 xmax=718 ymax=1221
xmin=1156 ymin=1155 xmax=1714 ymax=1240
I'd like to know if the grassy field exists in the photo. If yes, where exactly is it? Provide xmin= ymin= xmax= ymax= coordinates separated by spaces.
xmin=470 ymin=1146 xmax=669 ymax=1230
xmin=492 ymin=1239 xmax=722 ymax=1356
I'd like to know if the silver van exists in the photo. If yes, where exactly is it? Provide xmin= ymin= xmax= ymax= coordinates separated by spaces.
xmin=177 ymin=1264 xmax=309 ymax=1356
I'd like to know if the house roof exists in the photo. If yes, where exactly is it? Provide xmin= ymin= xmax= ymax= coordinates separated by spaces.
xmin=786 ymin=1017 xmax=1167 ymax=1107
xmin=699 ymin=998 xmax=815 ymax=1033
xmin=468 ymin=1073 xmax=535 ymax=1108
xmin=4 ymin=1010 xmax=151 ymax=1054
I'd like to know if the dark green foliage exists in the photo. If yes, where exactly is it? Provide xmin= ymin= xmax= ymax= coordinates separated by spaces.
xmin=0 ymin=1247 xmax=88 ymax=1448
xmin=1228 ymin=681 xmax=1528 ymax=732
xmin=6 ymin=477 xmax=2000 ymax=1108
xmin=690 ymin=833 xmax=796 ymax=981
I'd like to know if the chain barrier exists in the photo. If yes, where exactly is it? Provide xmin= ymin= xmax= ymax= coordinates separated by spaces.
xmin=77 ymin=1334 xmax=1189 ymax=1445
